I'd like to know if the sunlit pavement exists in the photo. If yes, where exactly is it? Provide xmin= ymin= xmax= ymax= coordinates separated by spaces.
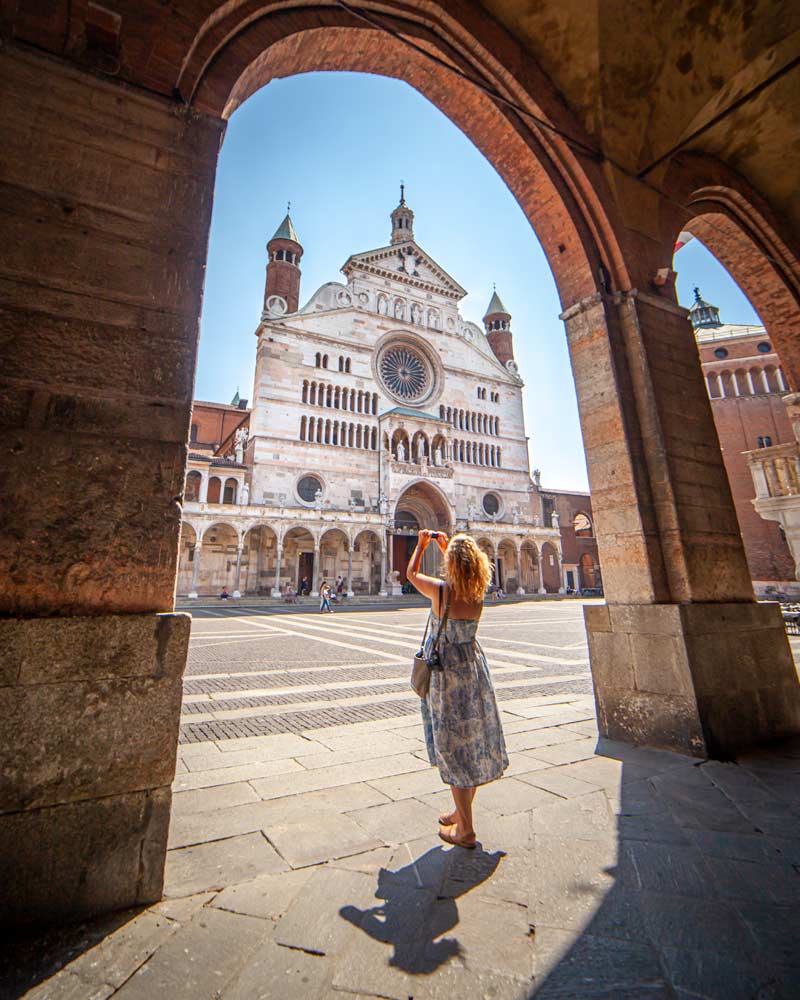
xmin=8 ymin=600 xmax=800 ymax=999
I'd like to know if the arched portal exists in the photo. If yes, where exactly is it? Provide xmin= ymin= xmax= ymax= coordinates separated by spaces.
xmin=393 ymin=480 xmax=453 ymax=584
xmin=176 ymin=523 xmax=198 ymax=595
xmin=579 ymin=552 xmax=599 ymax=591
xmin=541 ymin=542 xmax=562 ymax=594
xmin=353 ymin=529 xmax=383 ymax=595
xmin=241 ymin=525 xmax=279 ymax=595
xmin=283 ymin=526 xmax=316 ymax=594
xmin=198 ymin=523 xmax=239 ymax=595
xmin=520 ymin=541 xmax=541 ymax=594
xmin=497 ymin=539 xmax=519 ymax=593
xmin=319 ymin=528 xmax=350 ymax=592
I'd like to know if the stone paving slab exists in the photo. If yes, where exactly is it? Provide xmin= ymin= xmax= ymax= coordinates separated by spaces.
xmin=346 ymin=797 xmax=442 ymax=844
xmin=275 ymin=867 xmax=376 ymax=956
xmin=249 ymin=752 xmax=429 ymax=800
xmin=173 ymin=755 xmax=304 ymax=792
xmin=210 ymin=867 xmax=315 ymax=920
xmin=171 ymin=781 xmax=260 ymax=817
xmin=164 ymin=832 xmax=287 ymax=896
xmin=476 ymin=777 xmax=562 ymax=817
xmin=266 ymin=812 xmax=384 ymax=868
xmin=222 ymin=939 xmax=332 ymax=1000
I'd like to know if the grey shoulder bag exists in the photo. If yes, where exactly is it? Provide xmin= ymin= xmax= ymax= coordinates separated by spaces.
xmin=410 ymin=582 xmax=450 ymax=699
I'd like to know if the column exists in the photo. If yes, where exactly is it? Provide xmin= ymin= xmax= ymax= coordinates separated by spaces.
xmin=311 ymin=541 xmax=321 ymax=597
xmin=379 ymin=542 xmax=388 ymax=597
xmin=199 ymin=474 xmax=209 ymax=503
xmin=515 ymin=546 xmax=525 ymax=595
xmin=777 ymin=368 xmax=788 ymax=392
xmin=761 ymin=368 xmax=770 ymax=393
xmin=233 ymin=541 xmax=244 ymax=596
xmin=189 ymin=540 xmax=202 ymax=598
xmin=746 ymin=370 xmax=756 ymax=395
xmin=347 ymin=545 xmax=354 ymax=597
xmin=731 ymin=372 xmax=741 ymax=396
xmin=562 ymin=290 xmax=798 ymax=757
xmin=271 ymin=543 xmax=283 ymax=598
xmin=558 ymin=552 xmax=567 ymax=593
xmin=535 ymin=547 xmax=546 ymax=594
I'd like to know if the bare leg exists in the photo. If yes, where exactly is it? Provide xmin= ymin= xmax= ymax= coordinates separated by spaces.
xmin=440 ymin=787 xmax=477 ymax=827
xmin=450 ymin=785 xmax=475 ymax=838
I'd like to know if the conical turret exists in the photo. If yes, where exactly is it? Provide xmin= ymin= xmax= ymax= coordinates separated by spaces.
xmin=263 ymin=207 xmax=303 ymax=316
xmin=390 ymin=184 xmax=415 ymax=245
xmin=483 ymin=287 xmax=514 ymax=366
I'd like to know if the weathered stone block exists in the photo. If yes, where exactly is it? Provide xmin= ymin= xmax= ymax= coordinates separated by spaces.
xmin=0 ymin=786 xmax=171 ymax=928
xmin=0 ymin=613 xmax=189 ymax=811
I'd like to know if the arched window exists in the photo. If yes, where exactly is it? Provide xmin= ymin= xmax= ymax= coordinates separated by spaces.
xmin=300 ymin=415 xmax=307 ymax=441
xmin=346 ymin=358 xmax=352 ymax=374
xmin=497 ymin=448 xmax=502 ymax=467
xmin=323 ymin=354 xmax=329 ymax=369
xmin=371 ymin=427 xmax=377 ymax=449
xmin=185 ymin=470 xmax=202 ymax=501
xmin=372 ymin=393 xmax=378 ymax=415
xmin=315 ymin=352 xmax=321 ymax=368
xmin=326 ymin=384 xmax=332 ymax=407
xmin=301 ymin=380 xmax=308 ymax=403
xmin=348 ymin=424 xmax=354 ymax=447
xmin=332 ymin=421 xmax=339 ymax=446
xmin=495 ymin=418 xmax=500 ymax=436
xmin=223 ymin=478 xmax=238 ymax=504
xmin=207 ymin=477 xmax=221 ymax=503
xmin=190 ymin=423 xmax=198 ymax=443
xmin=316 ymin=419 xmax=323 ymax=443
xmin=573 ymin=512 xmax=593 ymax=537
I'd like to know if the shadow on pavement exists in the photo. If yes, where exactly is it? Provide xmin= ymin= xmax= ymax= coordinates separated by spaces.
xmin=340 ymin=845 xmax=505 ymax=974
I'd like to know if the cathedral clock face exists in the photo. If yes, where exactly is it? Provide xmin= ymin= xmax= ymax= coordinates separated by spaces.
xmin=377 ymin=341 xmax=433 ymax=403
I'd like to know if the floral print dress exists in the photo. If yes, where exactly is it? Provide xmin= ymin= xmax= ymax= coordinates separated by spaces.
xmin=421 ymin=610 xmax=509 ymax=788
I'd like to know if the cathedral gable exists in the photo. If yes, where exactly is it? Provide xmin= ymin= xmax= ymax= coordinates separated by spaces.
xmin=342 ymin=242 xmax=466 ymax=300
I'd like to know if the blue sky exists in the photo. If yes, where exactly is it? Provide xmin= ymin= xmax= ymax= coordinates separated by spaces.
xmin=197 ymin=72 xmax=762 ymax=492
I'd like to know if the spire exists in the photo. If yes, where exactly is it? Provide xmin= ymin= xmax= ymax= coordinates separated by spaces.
xmin=391 ymin=183 xmax=415 ymax=244
xmin=231 ymin=387 xmax=240 ymax=406
xmin=689 ymin=286 xmax=721 ymax=330
xmin=484 ymin=287 xmax=510 ymax=319
xmin=271 ymin=211 xmax=300 ymax=244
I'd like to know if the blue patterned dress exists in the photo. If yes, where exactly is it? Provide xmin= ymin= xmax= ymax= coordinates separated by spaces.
xmin=421 ymin=610 xmax=509 ymax=788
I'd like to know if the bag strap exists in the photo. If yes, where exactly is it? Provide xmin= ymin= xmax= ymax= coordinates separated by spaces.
xmin=432 ymin=581 xmax=451 ymax=654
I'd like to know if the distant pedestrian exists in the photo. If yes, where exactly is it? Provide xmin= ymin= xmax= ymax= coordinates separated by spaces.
xmin=319 ymin=581 xmax=334 ymax=614
xmin=336 ymin=575 xmax=344 ymax=597
xmin=219 ymin=586 xmax=229 ymax=600
xmin=300 ymin=575 xmax=309 ymax=596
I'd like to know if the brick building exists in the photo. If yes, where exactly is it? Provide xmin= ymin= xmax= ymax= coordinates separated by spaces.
xmin=692 ymin=288 xmax=796 ymax=591
xmin=538 ymin=484 xmax=602 ymax=593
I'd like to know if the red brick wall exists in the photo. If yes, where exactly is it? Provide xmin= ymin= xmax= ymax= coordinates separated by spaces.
xmin=191 ymin=403 xmax=248 ymax=449
xmin=708 ymin=395 xmax=795 ymax=581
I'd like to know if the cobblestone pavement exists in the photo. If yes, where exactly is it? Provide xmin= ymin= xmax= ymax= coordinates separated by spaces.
xmin=8 ymin=600 xmax=800 ymax=999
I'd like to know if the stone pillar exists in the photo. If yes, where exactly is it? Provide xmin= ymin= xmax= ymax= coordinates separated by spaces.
xmin=777 ymin=368 xmax=788 ymax=392
xmin=233 ymin=541 xmax=244 ymax=595
xmin=0 ymin=46 xmax=220 ymax=927
xmin=379 ymin=542 xmax=388 ymax=597
xmin=535 ymin=548 xmax=546 ymax=594
xmin=515 ymin=546 xmax=525 ymax=594
xmin=761 ymin=369 xmax=771 ymax=393
xmin=563 ymin=290 xmax=800 ymax=757
xmin=746 ymin=370 xmax=756 ymax=395
xmin=311 ymin=542 xmax=321 ymax=597
xmin=271 ymin=543 xmax=283 ymax=598
xmin=199 ymin=474 xmax=209 ymax=504
xmin=558 ymin=553 xmax=567 ymax=594
xmin=189 ymin=540 xmax=202 ymax=598
xmin=347 ymin=545 xmax=354 ymax=597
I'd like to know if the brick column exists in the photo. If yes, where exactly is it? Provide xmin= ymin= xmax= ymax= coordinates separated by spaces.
xmin=563 ymin=290 xmax=800 ymax=757
xmin=0 ymin=47 xmax=223 ymax=927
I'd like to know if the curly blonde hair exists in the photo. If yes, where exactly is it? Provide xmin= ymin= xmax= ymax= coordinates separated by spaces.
xmin=444 ymin=534 xmax=492 ymax=604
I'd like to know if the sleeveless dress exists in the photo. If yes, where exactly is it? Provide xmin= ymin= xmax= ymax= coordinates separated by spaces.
xmin=420 ymin=608 xmax=509 ymax=788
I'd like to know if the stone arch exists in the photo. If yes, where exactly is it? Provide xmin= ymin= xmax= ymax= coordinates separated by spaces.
xmin=282 ymin=524 xmax=316 ymax=592
xmin=176 ymin=522 xmax=198 ymax=595
xmin=353 ymin=528 xmax=384 ymax=595
xmin=497 ymin=538 xmax=518 ymax=592
xmin=579 ymin=552 xmax=599 ymax=591
xmin=207 ymin=475 xmax=222 ymax=504
xmin=520 ymin=540 xmax=541 ymax=593
xmin=196 ymin=522 xmax=240 ymax=594
xmin=319 ymin=527 xmax=350 ymax=591
xmin=411 ymin=430 xmax=429 ymax=462
xmin=391 ymin=428 xmax=410 ymax=462
xmin=184 ymin=469 xmax=202 ymax=503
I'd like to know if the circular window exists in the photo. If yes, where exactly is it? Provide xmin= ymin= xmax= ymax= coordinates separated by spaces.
xmin=378 ymin=343 xmax=433 ymax=402
xmin=483 ymin=492 xmax=500 ymax=516
xmin=757 ymin=342 xmax=772 ymax=353
xmin=297 ymin=475 xmax=323 ymax=504
xmin=714 ymin=347 xmax=729 ymax=359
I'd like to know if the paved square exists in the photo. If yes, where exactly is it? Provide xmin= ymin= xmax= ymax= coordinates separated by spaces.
xmin=8 ymin=599 xmax=800 ymax=999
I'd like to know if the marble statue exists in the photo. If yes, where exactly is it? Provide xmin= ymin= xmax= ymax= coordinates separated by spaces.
xmin=433 ymin=448 xmax=442 ymax=467
xmin=551 ymin=510 xmax=560 ymax=529
xmin=240 ymin=481 xmax=250 ymax=506
xmin=234 ymin=426 xmax=248 ymax=464
xmin=533 ymin=468 xmax=541 ymax=488
xmin=396 ymin=441 xmax=405 ymax=462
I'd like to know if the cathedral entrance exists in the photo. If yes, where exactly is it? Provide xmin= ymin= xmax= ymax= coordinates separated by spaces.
xmin=393 ymin=482 xmax=453 ymax=584
xmin=298 ymin=551 xmax=314 ymax=593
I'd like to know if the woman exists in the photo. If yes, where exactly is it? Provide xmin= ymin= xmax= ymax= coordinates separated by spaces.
xmin=407 ymin=529 xmax=508 ymax=848
xmin=319 ymin=580 xmax=334 ymax=614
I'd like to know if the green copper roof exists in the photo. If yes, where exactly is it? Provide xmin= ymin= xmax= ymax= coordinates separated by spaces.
xmin=484 ymin=289 xmax=510 ymax=317
xmin=271 ymin=213 xmax=300 ymax=243
xmin=231 ymin=389 xmax=240 ymax=406
xmin=380 ymin=406 xmax=444 ymax=421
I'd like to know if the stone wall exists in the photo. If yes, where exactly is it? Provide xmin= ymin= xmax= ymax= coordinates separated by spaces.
xmin=0 ymin=47 xmax=222 ymax=926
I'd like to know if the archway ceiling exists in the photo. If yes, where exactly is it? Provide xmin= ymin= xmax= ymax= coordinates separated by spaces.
xmin=9 ymin=2 xmax=799 ymax=229
xmin=480 ymin=1 xmax=800 ymax=230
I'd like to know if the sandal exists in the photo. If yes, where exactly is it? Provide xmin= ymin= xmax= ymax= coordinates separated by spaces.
xmin=438 ymin=811 xmax=457 ymax=826
xmin=438 ymin=824 xmax=477 ymax=849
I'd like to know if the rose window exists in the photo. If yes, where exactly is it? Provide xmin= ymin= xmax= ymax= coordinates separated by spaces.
xmin=378 ymin=345 xmax=431 ymax=401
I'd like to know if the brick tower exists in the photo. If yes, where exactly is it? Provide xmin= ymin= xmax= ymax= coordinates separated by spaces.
xmin=263 ymin=209 xmax=303 ymax=316
xmin=483 ymin=287 xmax=514 ymax=366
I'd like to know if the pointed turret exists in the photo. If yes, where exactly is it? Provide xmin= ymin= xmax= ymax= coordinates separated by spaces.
xmin=263 ymin=206 xmax=303 ymax=316
xmin=689 ymin=286 xmax=722 ymax=330
xmin=483 ymin=286 xmax=515 ymax=366
xmin=390 ymin=183 xmax=415 ymax=245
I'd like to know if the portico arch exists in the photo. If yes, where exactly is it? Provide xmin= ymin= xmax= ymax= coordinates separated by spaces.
xmin=520 ymin=540 xmax=541 ymax=594
xmin=541 ymin=541 xmax=561 ymax=594
xmin=353 ymin=528 xmax=384 ymax=595
xmin=393 ymin=479 xmax=453 ymax=583
xmin=283 ymin=525 xmax=316 ymax=594
xmin=241 ymin=525 xmax=279 ymax=595
xmin=319 ymin=527 xmax=350 ymax=592
xmin=196 ymin=522 xmax=239 ymax=595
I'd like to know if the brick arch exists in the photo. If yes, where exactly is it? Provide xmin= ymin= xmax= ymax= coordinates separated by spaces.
xmin=176 ymin=7 xmax=628 ymax=308
xmin=662 ymin=154 xmax=800 ymax=389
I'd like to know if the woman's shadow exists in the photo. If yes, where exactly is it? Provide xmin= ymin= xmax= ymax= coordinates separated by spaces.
xmin=340 ymin=844 xmax=505 ymax=974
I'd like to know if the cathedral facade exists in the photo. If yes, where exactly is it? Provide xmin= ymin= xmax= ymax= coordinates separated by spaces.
xmin=178 ymin=193 xmax=568 ymax=598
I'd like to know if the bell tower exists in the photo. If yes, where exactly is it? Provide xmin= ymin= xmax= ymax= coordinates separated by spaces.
xmin=483 ymin=288 xmax=515 ymax=366
xmin=390 ymin=184 xmax=415 ymax=244
xmin=263 ymin=207 xmax=303 ymax=316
